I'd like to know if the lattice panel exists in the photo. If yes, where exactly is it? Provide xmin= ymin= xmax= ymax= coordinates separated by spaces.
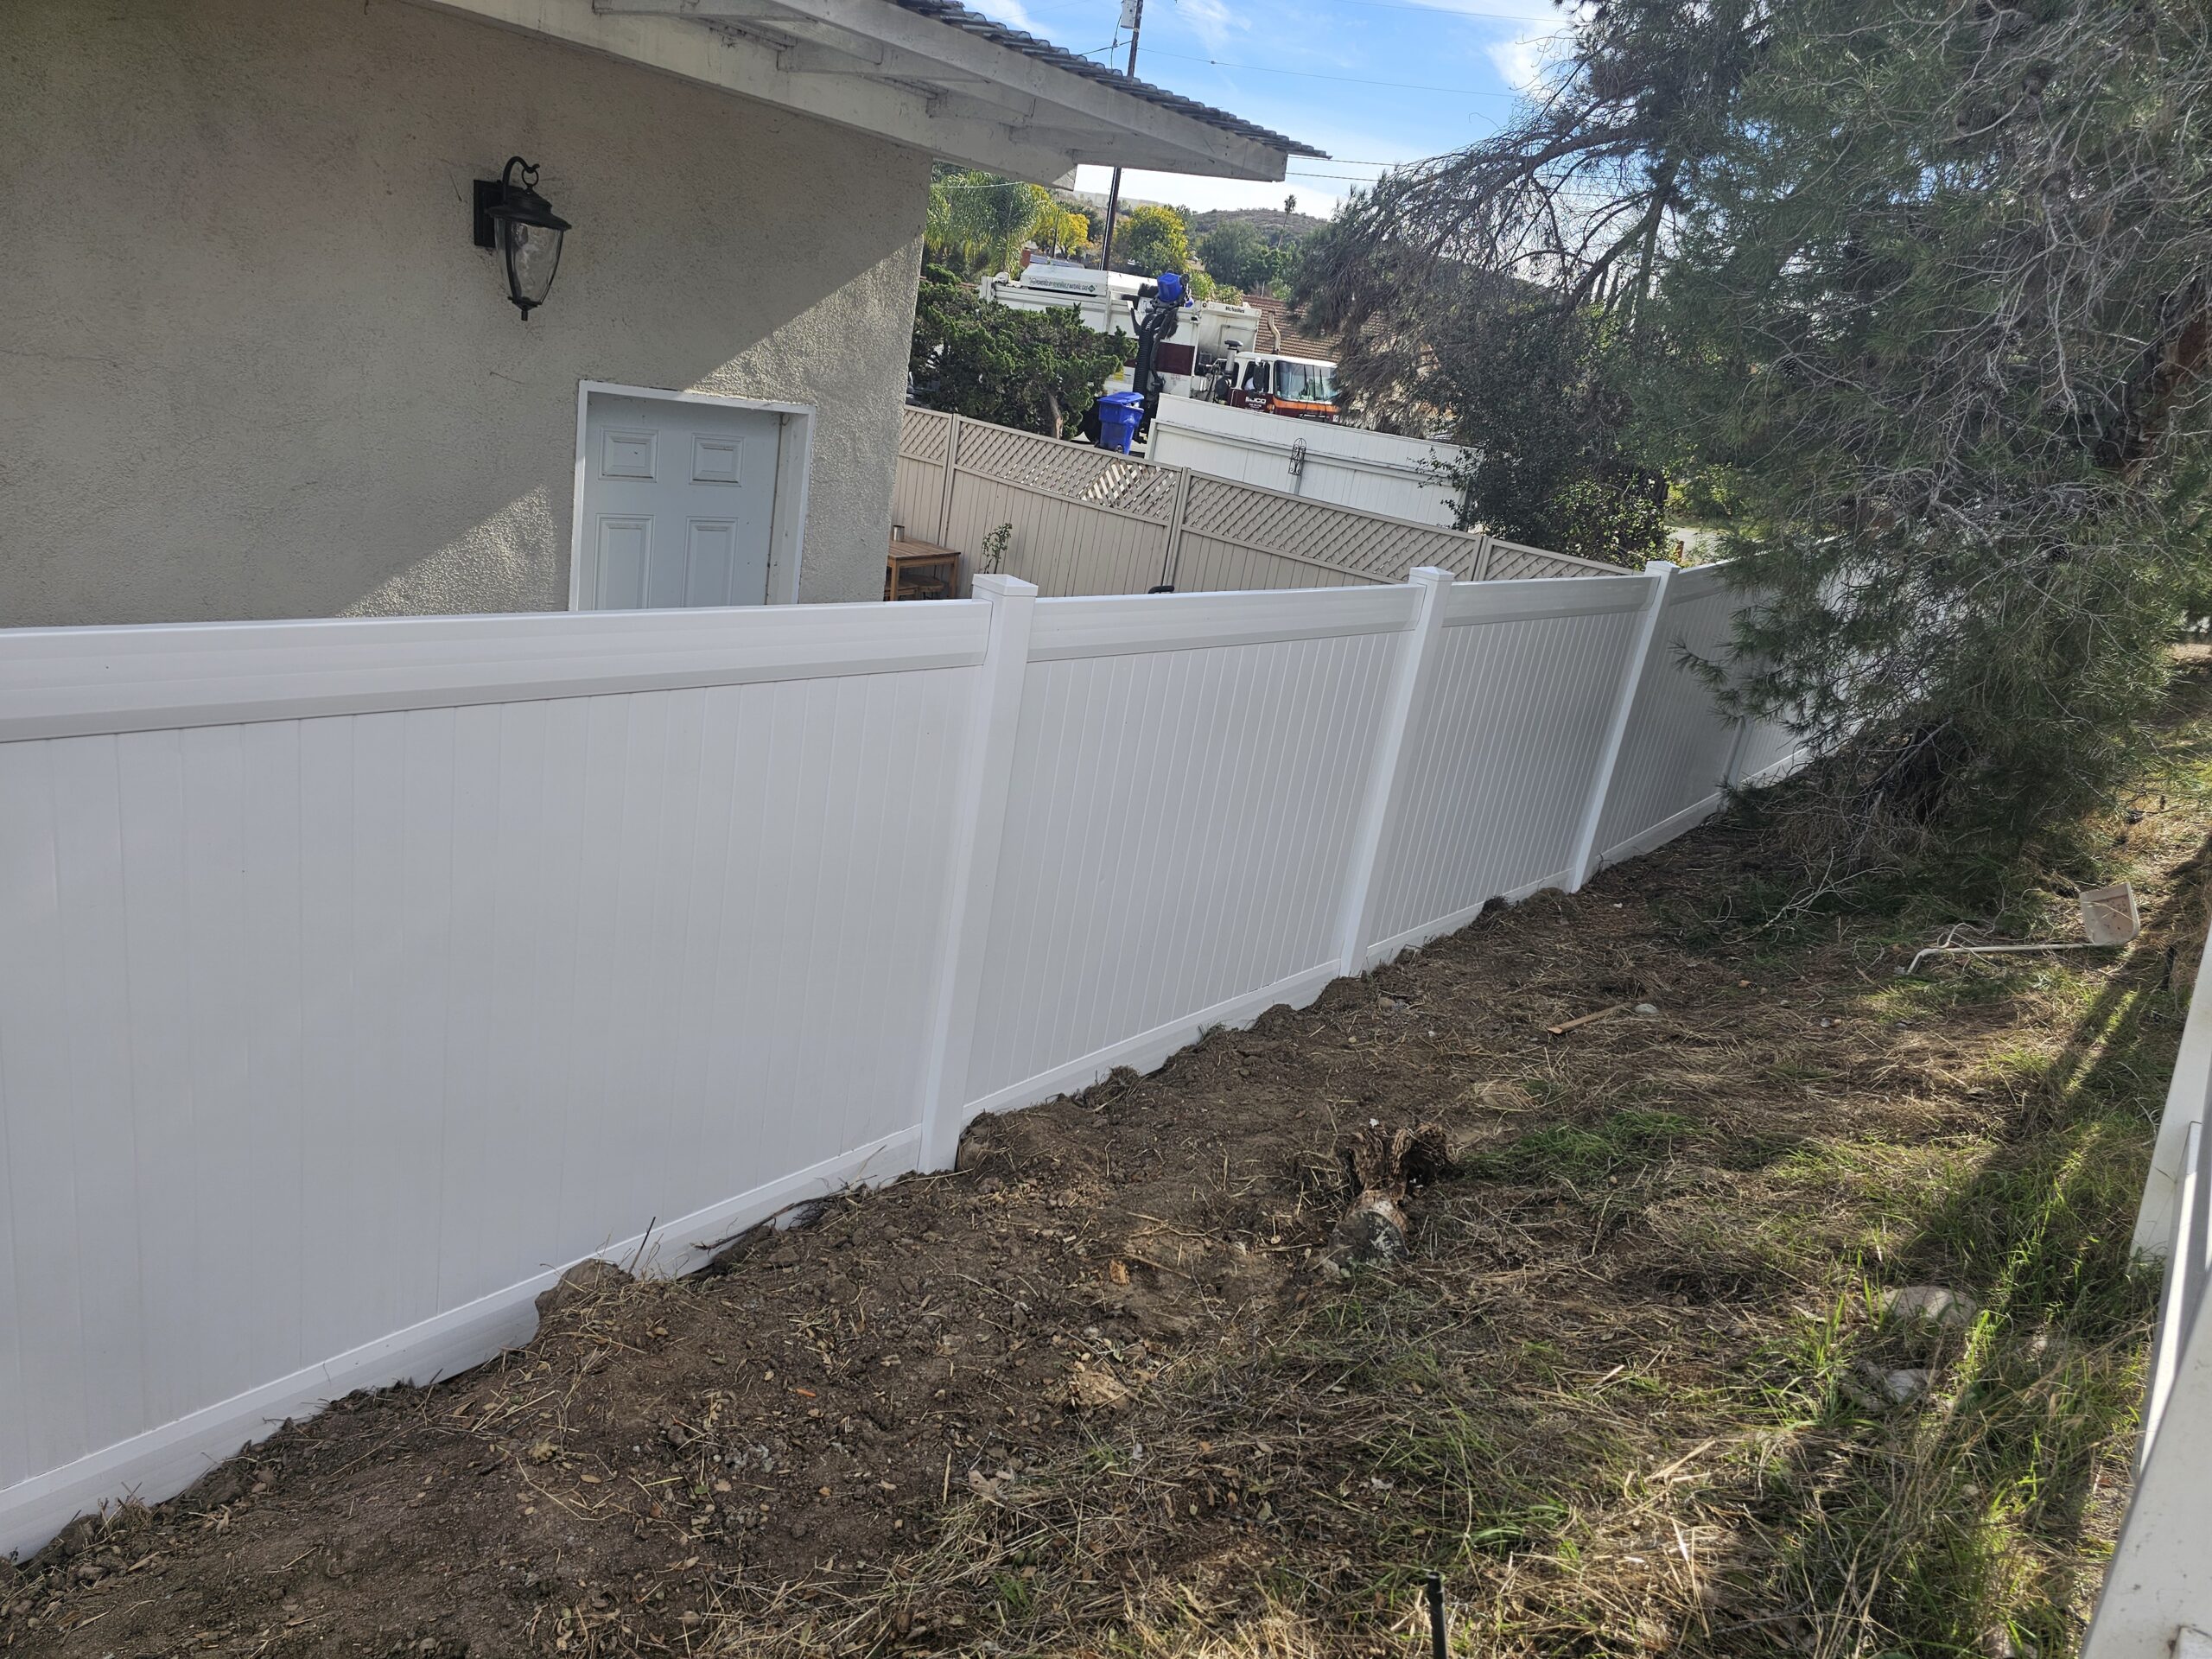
xmin=955 ymin=423 xmax=1179 ymax=523
xmin=1181 ymin=477 xmax=1485 ymax=582
xmin=1484 ymin=538 xmax=1614 ymax=581
xmin=900 ymin=406 xmax=951 ymax=465
xmin=898 ymin=410 xmax=1620 ymax=589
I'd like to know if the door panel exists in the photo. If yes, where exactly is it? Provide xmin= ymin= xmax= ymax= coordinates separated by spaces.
xmin=594 ymin=517 xmax=651 ymax=609
xmin=686 ymin=520 xmax=739 ymax=606
xmin=578 ymin=393 xmax=782 ymax=609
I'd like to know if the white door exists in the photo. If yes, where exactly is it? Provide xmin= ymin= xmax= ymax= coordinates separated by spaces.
xmin=577 ymin=392 xmax=785 ymax=608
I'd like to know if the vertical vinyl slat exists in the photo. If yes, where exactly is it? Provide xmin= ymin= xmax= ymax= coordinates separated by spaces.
xmin=435 ymin=704 xmax=503 ymax=1305
xmin=293 ymin=717 xmax=357 ymax=1363
xmin=115 ymin=727 xmax=189 ymax=1417
xmin=48 ymin=737 xmax=145 ymax=1455
xmin=1 ymin=741 xmax=90 ymax=1475
xmin=238 ymin=720 xmax=306 ymax=1381
xmin=393 ymin=709 xmax=456 ymax=1329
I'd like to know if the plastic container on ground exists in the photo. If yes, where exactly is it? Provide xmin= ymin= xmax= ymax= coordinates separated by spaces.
xmin=1095 ymin=392 xmax=1144 ymax=454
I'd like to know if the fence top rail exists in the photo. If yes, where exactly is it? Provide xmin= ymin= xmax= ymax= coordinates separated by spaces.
xmin=0 ymin=601 xmax=994 ymax=743
xmin=1028 ymin=582 xmax=1417 ymax=662
xmin=1481 ymin=535 xmax=1624 ymax=578
xmin=1443 ymin=572 xmax=1656 ymax=627
xmin=1180 ymin=467 xmax=1482 ymax=548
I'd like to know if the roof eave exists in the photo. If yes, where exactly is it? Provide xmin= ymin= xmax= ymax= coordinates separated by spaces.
xmin=408 ymin=0 xmax=1318 ymax=185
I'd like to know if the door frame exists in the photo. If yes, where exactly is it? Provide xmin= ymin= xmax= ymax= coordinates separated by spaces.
xmin=569 ymin=380 xmax=816 ymax=611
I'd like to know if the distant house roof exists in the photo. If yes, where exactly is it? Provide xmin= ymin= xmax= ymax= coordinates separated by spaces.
xmin=1243 ymin=294 xmax=1338 ymax=361
xmin=430 ymin=0 xmax=1323 ymax=183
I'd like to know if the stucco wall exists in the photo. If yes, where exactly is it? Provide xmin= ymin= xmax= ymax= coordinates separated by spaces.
xmin=0 ymin=0 xmax=930 ymax=624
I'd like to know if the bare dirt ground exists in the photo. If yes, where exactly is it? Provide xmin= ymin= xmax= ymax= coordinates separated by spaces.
xmin=8 ymin=671 xmax=2207 ymax=1659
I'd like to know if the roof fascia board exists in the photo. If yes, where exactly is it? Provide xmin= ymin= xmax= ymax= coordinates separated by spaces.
xmin=591 ymin=0 xmax=1290 ymax=179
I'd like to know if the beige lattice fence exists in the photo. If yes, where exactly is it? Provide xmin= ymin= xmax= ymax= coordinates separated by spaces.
xmin=893 ymin=408 xmax=1620 ymax=595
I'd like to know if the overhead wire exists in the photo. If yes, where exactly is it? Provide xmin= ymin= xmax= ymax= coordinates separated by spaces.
xmin=1135 ymin=45 xmax=1530 ymax=98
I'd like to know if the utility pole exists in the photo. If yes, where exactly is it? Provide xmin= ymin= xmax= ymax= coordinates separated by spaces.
xmin=1098 ymin=0 xmax=1143 ymax=274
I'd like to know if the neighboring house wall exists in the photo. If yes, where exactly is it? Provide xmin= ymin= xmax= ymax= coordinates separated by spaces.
xmin=0 ymin=0 xmax=928 ymax=625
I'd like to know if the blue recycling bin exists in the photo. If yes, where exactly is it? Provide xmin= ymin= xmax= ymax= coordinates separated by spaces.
xmin=1095 ymin=391 xmax=1144 ymax=454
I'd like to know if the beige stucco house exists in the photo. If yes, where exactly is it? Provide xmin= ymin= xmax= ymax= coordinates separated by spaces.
xmin=1 ymin=0 xmax=1314 ymax=626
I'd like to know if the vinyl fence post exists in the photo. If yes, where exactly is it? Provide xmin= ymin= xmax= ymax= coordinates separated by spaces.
xmin=1567 ymin=558 xmax=1674 ymax=891
xmin=917 ymin=573 xmax=1038 ymax=1171
xmin=1721 ymin=712 xmax=1757 ymax=791
xmin=936 ymin=413 xmax=963 ymax=546
xmin=1469 ymin=532 xmax=1495 ymax=581
xmin=1159 ymin=462 xmax=1193 ymax=590
xmin=1334 ymin=567 xmax=1455 ymax=976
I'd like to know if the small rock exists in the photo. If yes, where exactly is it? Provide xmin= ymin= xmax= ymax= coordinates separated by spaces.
xmin=1881 ymin=1368 xmax=1932 ymax=1406
xmin=1635 ymin=1002 xmax=1659 ymax=1015
xmin=534 ymin=1257 xmax=633 ymax=1320
xmin=1840 ymin=1359 xmax=1932 ymax=1412
xmin=1883 ymin=1286 xmax=1980 ymax=1332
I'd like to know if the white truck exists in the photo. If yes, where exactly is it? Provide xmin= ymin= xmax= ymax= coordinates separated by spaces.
xmin=978 ymin=260 xmax=1269 ymax=404
xmin=1147 ymin=397 xmax=1474 ymax=528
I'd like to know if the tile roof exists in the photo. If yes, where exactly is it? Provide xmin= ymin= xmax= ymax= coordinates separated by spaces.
xmin=1243 ymin=293 xmax=1339 ymax=360
xmin=887 ymin=0 xmax=1327 ymax=158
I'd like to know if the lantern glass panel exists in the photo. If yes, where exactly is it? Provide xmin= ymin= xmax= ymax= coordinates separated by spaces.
xmin=502 ymin=218 xmax=565 ymax=310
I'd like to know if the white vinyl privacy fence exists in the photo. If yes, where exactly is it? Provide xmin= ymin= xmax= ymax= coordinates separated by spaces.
xmin=893 ymin=406 xmax=1618 ymax=596
xmin=0 ymin=560 xmax=1797 ymax=1558
xmin=2085 ymin=925 xmax=2212 ymax=1658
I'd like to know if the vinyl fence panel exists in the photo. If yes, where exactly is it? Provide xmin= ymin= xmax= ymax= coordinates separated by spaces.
xmin=1589 ymin=563 xmax=1748 ymax=867
xmin=0 ymin=603 xmax=986 ymax=1550
xmin=0 ymin=566 xmax=1801 ymax=1560
xmin=1361 ymin=575 xmax=1660 ymax=962
xmin=957 ymin=588 xmax=1414 ymax=1120
xmin=892 ymin=406 xmax=951 ymax=544
xmin=2086 ymin=913 xmax=2212 ymax=1657
xmin=1732 ymin=698 xmax=1809 ymax=788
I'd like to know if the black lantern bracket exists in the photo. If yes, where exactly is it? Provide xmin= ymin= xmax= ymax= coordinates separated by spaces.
xmin=474 ymin=156 xmax=533 ymax=248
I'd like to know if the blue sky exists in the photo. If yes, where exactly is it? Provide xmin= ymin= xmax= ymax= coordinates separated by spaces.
xmin=968 ymin=0 xmax=1571 ymax=215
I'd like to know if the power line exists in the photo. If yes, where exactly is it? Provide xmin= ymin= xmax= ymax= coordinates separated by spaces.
xmin=1136 ymin=45 xmax=1529 ymax=97
xmin=1244 ymin=0 xmax=1567 ymax=16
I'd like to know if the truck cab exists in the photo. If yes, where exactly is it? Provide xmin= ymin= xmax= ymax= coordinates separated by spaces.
xmin=1212 ymin=352 xmax=1340 ymax=421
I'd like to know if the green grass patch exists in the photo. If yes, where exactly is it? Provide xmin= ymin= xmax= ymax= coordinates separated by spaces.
xmin=1461 ymin=1108 xmax=1698 ymax=1185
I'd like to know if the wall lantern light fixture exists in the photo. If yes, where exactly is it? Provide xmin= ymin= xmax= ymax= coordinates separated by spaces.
xmin=472 ymin=156 xmax=570 ymax=319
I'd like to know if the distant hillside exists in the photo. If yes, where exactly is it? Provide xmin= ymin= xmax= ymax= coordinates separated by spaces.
xmin=1186 ymin=206 xmax=1331 ymax=240
xmin=1046 ymin=195 xmax=1330 ymax=244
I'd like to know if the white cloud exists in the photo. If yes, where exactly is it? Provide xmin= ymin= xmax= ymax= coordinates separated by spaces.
xmin=1484 ymin=30 xmax=1554 ymax=91
xmin=962 ymin=0 xmax=1045 ymax=36
xmin=1466 ymin=0 xmax=1580 ymax=93
xmin=1176 ymin=0 xmax=1245 ymax=53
